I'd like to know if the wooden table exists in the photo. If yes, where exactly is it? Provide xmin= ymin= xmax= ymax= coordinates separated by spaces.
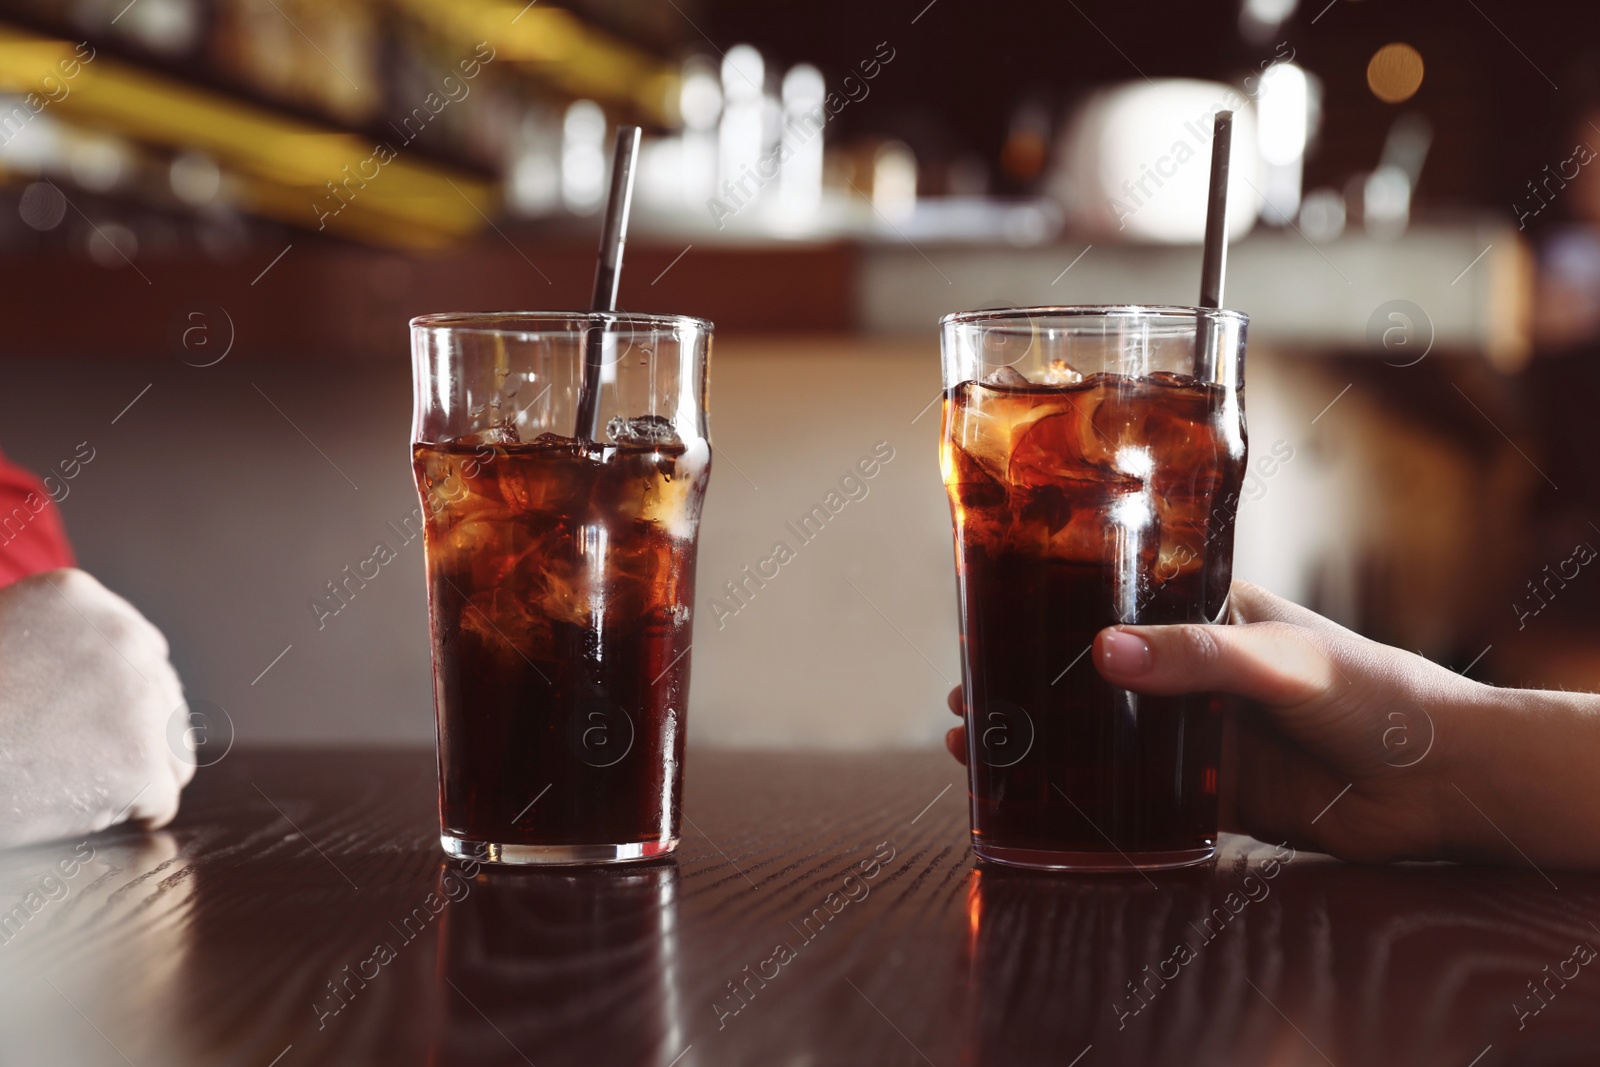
xmin=1 ymin=749 xmax=1596 ymax=1066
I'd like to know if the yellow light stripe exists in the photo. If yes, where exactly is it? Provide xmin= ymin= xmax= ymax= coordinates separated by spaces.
xmin=395 ymin=0 xmax=678 ymax=123
xmin=0 ymin=25 xmax=497 ymax=249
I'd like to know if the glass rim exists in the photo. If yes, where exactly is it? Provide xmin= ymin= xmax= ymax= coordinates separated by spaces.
xmin=409 ymin=310 xmax=715 ymax=333
xmin=939 ymin=304 xmax=1249 ymax=328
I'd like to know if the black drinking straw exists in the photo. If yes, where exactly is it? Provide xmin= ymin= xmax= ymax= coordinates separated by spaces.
xmin=575 ymin=125 xmax=642 ymax=443
xmin=1198 ymin=111 xmax=1233 ymax=310
xmin=1195 ymin=111 xmax=1233 ymax=376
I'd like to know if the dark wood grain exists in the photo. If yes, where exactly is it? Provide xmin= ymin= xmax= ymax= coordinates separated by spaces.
xmin=0 ymin=749 xmax=1596 ymax=1066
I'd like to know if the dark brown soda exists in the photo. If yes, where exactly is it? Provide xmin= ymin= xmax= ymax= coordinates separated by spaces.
xmin=942 ymin=372 xmax=1245 ymax=863
xmin=414 ymin=433 xmax=708 ymax=851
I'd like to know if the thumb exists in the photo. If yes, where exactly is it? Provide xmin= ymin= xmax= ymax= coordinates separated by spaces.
xmin=1094 ymin=622 xmax=1341 ymax=707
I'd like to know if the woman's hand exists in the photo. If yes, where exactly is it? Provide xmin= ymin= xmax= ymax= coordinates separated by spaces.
xmin=946 ymin=581 xmax=1593 ymax=866
xmin=0 ymin=569 xmax=193 ymax=848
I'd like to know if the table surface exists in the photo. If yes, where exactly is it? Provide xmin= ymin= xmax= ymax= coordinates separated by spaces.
xmin=1 ymin=749 xmax=1597 ymax=1067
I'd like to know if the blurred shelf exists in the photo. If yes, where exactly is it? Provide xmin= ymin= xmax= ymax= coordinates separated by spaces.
xmin=0 ymin=10 xmax=494 ymax=174
xmin=0 ymin=25 xmax=498 ymax=248
xmin=0 ymin=2 xmax=682 ymax=251
xmin=0 ymin=0 xmax=677 ymax=133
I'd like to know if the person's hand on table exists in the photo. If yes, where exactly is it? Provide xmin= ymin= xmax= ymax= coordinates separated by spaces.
xmin=946 ymin=580 xmax=1600 ymax=870
xmin=0 ymin=569 xmax=192 ymax=848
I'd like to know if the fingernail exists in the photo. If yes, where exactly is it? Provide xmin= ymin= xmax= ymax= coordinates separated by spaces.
xmin=1100 ymin=629 xmax=1153 ymax=675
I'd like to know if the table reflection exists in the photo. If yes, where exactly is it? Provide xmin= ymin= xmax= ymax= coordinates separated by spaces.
xmin=433 ymin=859 xmax=684 ymax=1066
xmin=0 ymin=831 xmax=197 ymax=1064
xmin=960 ymin=840 xmax=1600 ymax=1067
xmin=961 ymin=857 xmax=1222 ymax=1067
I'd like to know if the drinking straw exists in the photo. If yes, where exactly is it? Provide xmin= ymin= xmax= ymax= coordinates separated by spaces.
xmin=1197 ymin=111 xmax=1233 ymax=309
xmin=1193 ymin=111 xmax=1234 ymax=377
xmin=575 ymin=125 xmax=642 ymax=442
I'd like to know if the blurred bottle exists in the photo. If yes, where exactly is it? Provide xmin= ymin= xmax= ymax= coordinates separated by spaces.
xmin=679 ymin=54 xmax=722 ymax=209
xmin=507 ymin=106 xmax=562 ymax=216
xmin=1255 ymin=62 xmax=1313 ymax=225
xmin=872 ymin=140 xmax=917 ymax=223
xmin=1049 ymin=80 xmax=1263 ymax=243
xmin=999 ymin=98 xmax=1051 ymax=188
xmin=779 ymin=64 xmax=825 ymax=219
xmin=212 ymin=0 xmax=378 ymax=124
xmin=718 ymin=44 xmax=765 ymax=197
xmin=562 ymin=99 xmax=607 ymax=215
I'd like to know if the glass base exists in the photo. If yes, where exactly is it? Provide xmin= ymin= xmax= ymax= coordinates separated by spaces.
xmin=974 ymin=839 xmax=1215 ymax=872
xmin=441 ymin=833 xmax=678 ymax=866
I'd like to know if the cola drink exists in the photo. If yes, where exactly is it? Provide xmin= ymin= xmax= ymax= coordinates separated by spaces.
xmin=943 ymin=368 xmax=1246 ymax=869
xmin=414 ymin=420 xmax=710 ymax=861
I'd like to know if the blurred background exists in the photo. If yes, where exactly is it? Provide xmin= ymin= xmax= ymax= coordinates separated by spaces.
xmin=0 ymin=0 xmax=1595 ymax=749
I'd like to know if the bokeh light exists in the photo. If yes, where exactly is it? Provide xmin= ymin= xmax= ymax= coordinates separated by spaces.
xmin=1367 ymin=42 xmax=1424 ymax=104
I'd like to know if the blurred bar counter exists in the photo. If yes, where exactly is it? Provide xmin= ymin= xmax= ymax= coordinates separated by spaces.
xmin=863 ymin=221 xmax=1532 ymax=370
xmin=0 ymin=219 xmax=1530 ymax=362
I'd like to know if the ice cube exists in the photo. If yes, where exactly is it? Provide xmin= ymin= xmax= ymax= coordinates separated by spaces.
xmin=981 ymin=366 xmax=1031 ymax=387
xmin=1090 ymin=376 xmax=1212 ymax=462
xmin=595 ymin=536 xmax=665 ymax=621
xmin=415 ymin=447 xmax=508 ymax=517
xmin=944 ymin=441 xmax=1007 ymax=510
xmin=1154 ymin=518 xmax=1208 ymax=586
xmin=641 ymin=438 xmax=710 ymax=537
xmin=496 ymin=526 xmax=592 ymax=631
xmin=457 ymin=423 xmax=521 ymax=447
xmin=501 ymin=448 xmax=588 ymax=513
xmin=439 ymin=519 xmax=530 ymax=606
xmin=607 ymin=414 xmax=681 ymax=447
xmin=949 ymin=380 xmax=1071 ymax=492
xmin=531 ymin=555 xmax=590 ymax=629
xmin=460 ymin=587 xmax=553 ymax=659
xmin=1042 ymin=501 xmax=1119 ymax=562
xmin=1007 ymin=409 xmax=1143 ymax=492
xmin=1042 ymin=358 xmax=1085 ymax=386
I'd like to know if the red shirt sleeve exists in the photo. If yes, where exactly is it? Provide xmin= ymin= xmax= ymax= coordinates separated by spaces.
xmin=0 ymin=450 xmax=75 ymax=587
